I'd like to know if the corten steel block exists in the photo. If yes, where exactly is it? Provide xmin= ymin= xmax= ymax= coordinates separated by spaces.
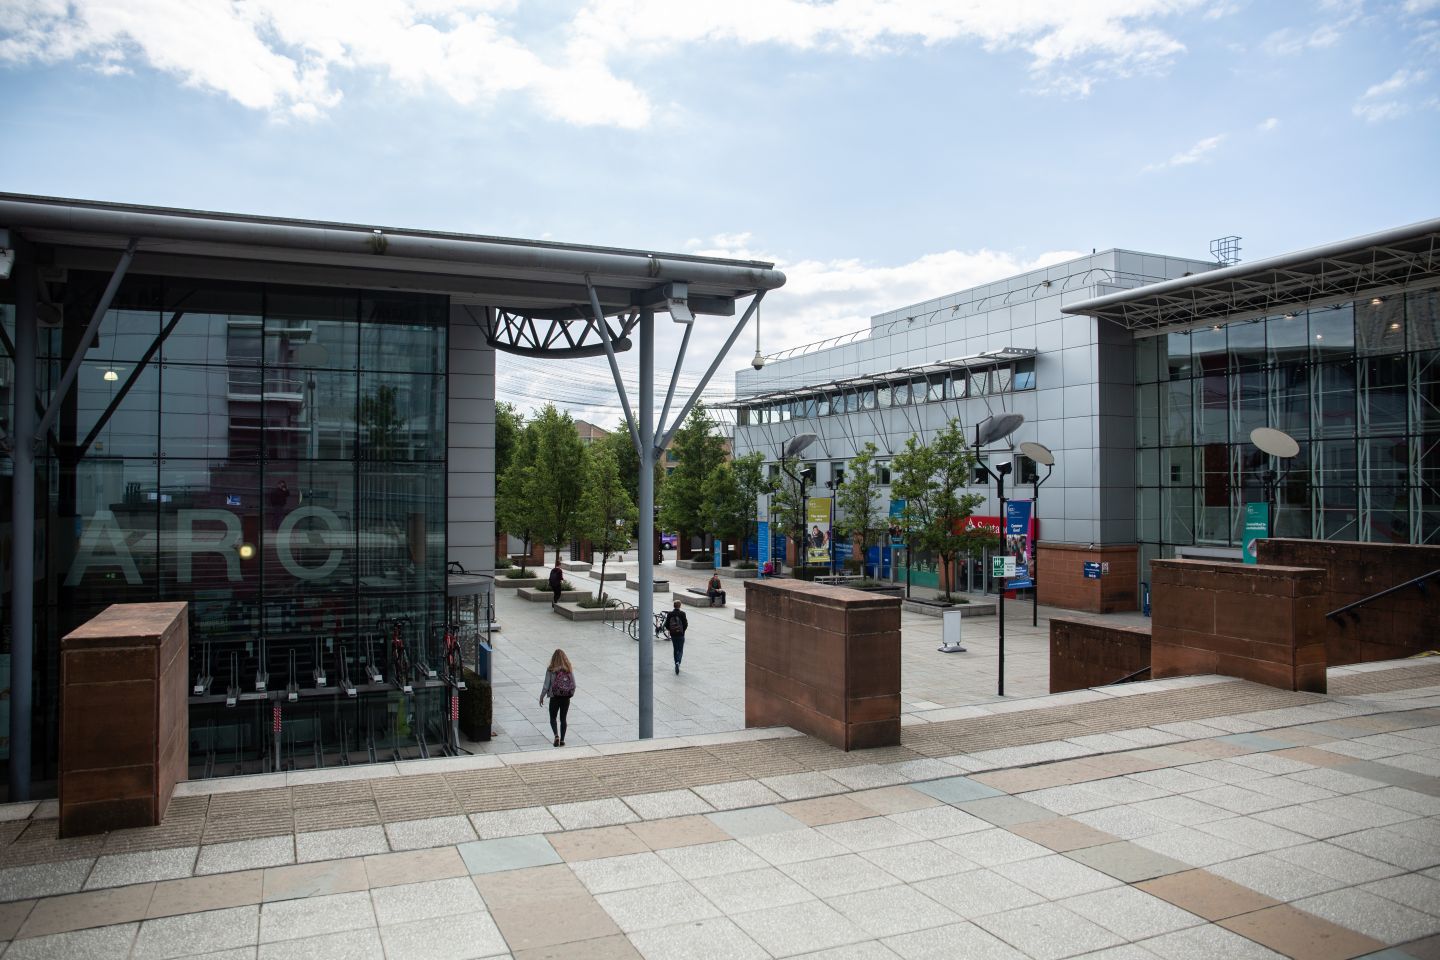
xmin=1048 ymin=618 xmax=1152 ymax=693
xmin=743 ymin=579 xmax=900 ymax=751
xmin=1150 ymin=560 xmax=1327 ymax=693
xmin=60 ymin=601 xmax=189 ymax=838
xmin=1258 ymin=539 xmax=1440 ymax=665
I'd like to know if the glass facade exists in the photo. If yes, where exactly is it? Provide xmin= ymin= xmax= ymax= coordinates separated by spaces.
xmin=1136 ymin=290 xmax=1440 ymax=577
xmin=2 ymin=275 xmax=449 ymax=780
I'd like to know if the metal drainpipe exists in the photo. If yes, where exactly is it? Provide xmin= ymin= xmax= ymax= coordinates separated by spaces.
xmin=9 ymin=244 xmax=36 ymax=801
xmin=636 ymin=309 xmax=655 ymax=740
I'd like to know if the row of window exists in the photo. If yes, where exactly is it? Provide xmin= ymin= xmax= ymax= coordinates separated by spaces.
xmin=738 ymin=359 xmax=1036 ymax=425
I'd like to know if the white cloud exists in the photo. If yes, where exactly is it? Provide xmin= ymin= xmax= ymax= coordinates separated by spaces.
xmin=0 ymin=0 xmax=1210 ymax=125
xmin=1353 ymin=67 xmax=1431 ymax=121
xmin=1144 ymin=133 xmax=1226 ymax=171
xmin=1257 ymin=116 xmax=1280 ymax=132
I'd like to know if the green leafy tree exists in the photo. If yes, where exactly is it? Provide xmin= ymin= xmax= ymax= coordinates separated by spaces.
xmin=703 ymin=451 xmax=773 ymax=563
xmin=496 ymin=421 xmax=540 ymax=573
xmin=576 ymin=444 xmax=637 ymax=602
xmin=657 ymin=404 xmax=726 ymax=551
xmin=495 ymin=402 xmax=523 ymax=479
xmin=891 ymin=420 xmax=997 ymax=600
xmin=526 ymin=404 xmax=587 ymax=565
xmin=835 ymin=442 xmax=885 ymax=578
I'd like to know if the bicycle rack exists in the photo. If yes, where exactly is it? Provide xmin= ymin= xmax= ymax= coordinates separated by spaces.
xmin=363 ymin=631 xmax=383 ymax=685
xmin=285 ymin=649 xmax=300 ymax=703
xmin=338 ymin=643 xmax=357 ymax=698
xmin=193 ymin=639 xmax=212 ymax=696
xmin=271 ymin=701 xmax=283 ymax=773
xmin=254 ymin=635 xmax=269 ymax=693
xmin=312 ymin=636 xmax=327 ymax=689
xmin=414 ymin=624 xmax=437 ymax=681
xmin=392 ymin=619 xmax=414 ymax=695
xmin=225 ymin=652 xmax=240 ymax=708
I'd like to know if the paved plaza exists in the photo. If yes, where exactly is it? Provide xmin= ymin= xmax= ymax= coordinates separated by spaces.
xmin=0 ymin=657 xmax=1436 ymax=958
xmin=481 ymin=558 xmax=1053 ymax=754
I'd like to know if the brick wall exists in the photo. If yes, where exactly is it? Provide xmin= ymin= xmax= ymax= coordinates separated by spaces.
xmin=1036 ymin=543 xmax=1139 ymax=613
xmin=1050 ymin=618 xmax=1152 ymax=693
xmin=1257 ymin=539 xmax=1440 ymax=665
xmin=743 ymin=579 xmax=900 ymax=750
xmin=1151 ymin=559 xmax=1327 ymax=693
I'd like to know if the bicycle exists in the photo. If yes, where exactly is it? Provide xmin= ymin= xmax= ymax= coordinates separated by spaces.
xmin=380 ymin=616 xmax=413 ymax=692
xmin=653 ymin=612 xmax=673 ymax=642
xmin=441 ymin=621 xmax=465 ymax=688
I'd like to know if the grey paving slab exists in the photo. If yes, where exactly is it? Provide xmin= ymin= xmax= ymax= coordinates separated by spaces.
xmin=1060 ymin=886 xmax=1205 ymax=941
xmin=196 ymin=837 xmax=295 ymax=876
xmin=131 ymin=905 xmax=259 ymax=960
xmin=1207 ymin=853 xmax=1351 ymax=902
xmin=859 ymin=841 xmax=977 ymax=883
xmin=692 ymin=780 xmax=785 ymax=811
xmin=377 ymin=911 xmax=508 ymax=960
xmin=381 ymin=816 xmax=476 ymax=852
xmin=259 ymin=890 xmax=376 ymax=943
xmin=86 ymin=848 xmax=198 ymax=890
xmin=783 ymin=853 xmax=906 ymax=897
xmin=910 ymin=869 xmax=1046 ymax=920
xmin=656 ymin=840 xmax=769 ymax=880
xmin=369 ymin=876 xmax=482 ymax=925
xmin=629 ymin=916 xmax=769 ymax=960
xmin=457 ymin=834 xmax=562 ymax=875
xmin=974 ymin=902 xmax=1127 ymax=960
xmin=958 ymin=795 xmax=1057 ymax=827
xmin=1137 ymin=924 xmax=1286 ymax=959
xmin=256 ymin=927 xmax=382 ymax=960
xmin=1270 ymin=841 xmax=1406 ymax=884
xmin=936 ymin=828 xmax=1050 ymax=867
xmin=994 ymin=853 xmax=1122 ymax=899
xmin=468 ymin=806 xmax=561 ymax=840
xmin=707 ymin=805 xmax=805 ymax=838
xmin=740 ymin=828 xmax=850 ymax=866
xmin=0 ymin=858 xmax=94 ymax=902
xmin=1294 ymin=888 xmax=1440 ymax=944
xmin=883 ymin=805 xmax=989 ymax=839
xmin=1130 ymin=826 xmax=1256 ymax=867
xmin=913 ymin=776 xmax=1003 ymax=805
xmin=295 ymin=827 xmax=390 ymax=864
xmin=1361 ymin=873 xmax=1440 ymax=917
xmin=692 ymin=865 xmax=816 ymax=914
xmin=596 ymin=879 xmax=721 ymax=933
xmin=827 ymin=885 xmax=960 ymax=939
xmin=571 ymin=851 xmax=682 ymax=894
xmin=1066 ymin=842 xmax=1190 ymax=883
xmin=731 ymin=899 xmax=869 ymax=958
xmin=761 ymin=772 xmax=851 ymax=801
xmin=817 ymin=818 xmax=925 ymax=853
xmin=882 ymin=921 xmax=1028 ymax=960
xmin=1 ymin=921 xmax=139 ymax=960
xmin=1193 ymin=816 xmax=1311 ymax=853
xmin=621 ymin=789 xmax=713 ymax=820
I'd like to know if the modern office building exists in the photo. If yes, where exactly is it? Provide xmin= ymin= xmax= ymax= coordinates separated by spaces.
xmin=0 ymin=194 xmax=778 ymax=791
xmin=730 ymin=219 xmax=1440 ymax=609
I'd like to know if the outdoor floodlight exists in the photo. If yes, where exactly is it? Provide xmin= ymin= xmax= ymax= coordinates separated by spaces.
xmin=237 ymin=543 xmax=256 ymax=560
xmin=667 ymin=281 xmax=694 ymax=324
xmin=975 ymin=413 xmax=1024 ymax=447
xmin=1019 ymin=441 xmax=1055 ymax=466
xmin=782 ymin=433 xmax=817 ymax=459
xmin=103 ymin=368 xmax=119 ymax=382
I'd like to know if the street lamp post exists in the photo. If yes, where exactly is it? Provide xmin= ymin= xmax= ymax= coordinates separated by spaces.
xmin=973 ymin=414 xmax=1025 ymax=697
xmin=1250 ymin=427 xmax=1300 ymax=539
xmin=779 ymin=434 xmax=817 ymax=575
xmin=1019 ymin=442 xmax=1055 ymax=628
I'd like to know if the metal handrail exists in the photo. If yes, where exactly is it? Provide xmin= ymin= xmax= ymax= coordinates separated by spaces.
xmin=1326 ymin=569 xmax=1439 ymax=621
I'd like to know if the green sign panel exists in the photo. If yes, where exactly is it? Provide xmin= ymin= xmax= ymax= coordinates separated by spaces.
xmin=1242 ymin=502 xmax=1269 ymax=564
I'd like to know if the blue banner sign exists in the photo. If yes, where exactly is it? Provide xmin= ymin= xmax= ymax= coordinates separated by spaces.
xmin=1004 ymin=499 xmax=1033 ymax=579
xmin=756 ymin=521 xmax=770 ymax=578
xmin=1083 ymin=561 xmax=1102 ymax=580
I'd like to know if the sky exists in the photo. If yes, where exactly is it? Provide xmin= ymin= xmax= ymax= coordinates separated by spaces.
xmin=2 ymin=0 xmax=1438 ymax=429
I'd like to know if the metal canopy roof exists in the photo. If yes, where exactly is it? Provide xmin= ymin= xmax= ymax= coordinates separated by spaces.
xmin=0 ymin=193 xmax=785 ymax=358
xmin=1062 ymin=216 xmax=1440 ymax=335
xmin=718 ymin=348 xmax=1036 ymax=408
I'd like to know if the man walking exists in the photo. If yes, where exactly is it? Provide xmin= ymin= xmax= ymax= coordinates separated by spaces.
xmin=548 ymin=561 xmax=564 ymax=609
xmin=665 ymin=600 xmax=688 ymax=674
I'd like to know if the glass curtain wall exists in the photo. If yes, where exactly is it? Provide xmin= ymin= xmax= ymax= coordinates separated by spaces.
xmin=1135 ymin=290 xmax=1440 ymax=578
xmin=1 ymin=274 xmax=447 ymax=781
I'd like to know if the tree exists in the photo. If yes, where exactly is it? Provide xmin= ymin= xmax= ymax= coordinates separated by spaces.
xmin=495 ymin=403 xmax=523 ymax=480
xmin=496 ymin=421 xmax=540 ymax=572
xmin=703 ymin=451 xmax=773 ymax=563
xmin=891 ymin=420 xmax=997 ymax=601
xmin=526 ymin=404 xmax=586 ymax=565
xmin=835 ymin=442 xmax=885 ymax=579
xmin=657 ymin=404 xmax=726 ymax=551
xmin=576 ymin=444 xmax=638 ymax=602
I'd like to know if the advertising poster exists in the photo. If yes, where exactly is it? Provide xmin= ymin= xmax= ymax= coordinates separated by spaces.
xmin=1242 ymin=502 xmax=1269 ymax=564
xmin=806 ymin=498 xmax=832 ymax=566
xmin=888 ymin=499 xmax=906 ymax=547
xmin=756 ymin=520 xmax=770 ymax=577
xmin=1004 ymin=500 xmax=1035 ymax=579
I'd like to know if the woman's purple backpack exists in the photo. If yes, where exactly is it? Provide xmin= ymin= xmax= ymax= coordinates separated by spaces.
xmin=551 ymin=669 xmax=575 ymax=697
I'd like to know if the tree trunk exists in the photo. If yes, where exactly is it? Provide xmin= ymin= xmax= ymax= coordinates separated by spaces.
xmin=597 ymin=539 xmax=609 ymax=603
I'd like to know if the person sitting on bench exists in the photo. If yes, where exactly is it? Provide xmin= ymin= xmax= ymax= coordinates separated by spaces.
xmin=706 ymin=573 xmax=726 ymax=606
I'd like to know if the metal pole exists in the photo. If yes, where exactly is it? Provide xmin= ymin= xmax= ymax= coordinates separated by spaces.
xmin=10 ymin=245 xmax=37 ymax=800
xmin=637 ymin=309 xmax=655 ymax=739
xmin=998 ymin=474 xmax=1007 ymax=698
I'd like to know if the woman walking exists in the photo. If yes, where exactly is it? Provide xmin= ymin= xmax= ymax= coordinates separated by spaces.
xmin=539 ymin=649 xmax=576 ymax=747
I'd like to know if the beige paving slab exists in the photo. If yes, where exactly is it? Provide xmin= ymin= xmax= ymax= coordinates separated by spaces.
xmin=17 ymin=882 xmax=154 ymax=938
xmin=780 ymin=795 xmax=879 ymax=827
xmin=512 ymin=932 xmax=643 ymax=960
xmin=362 ymin=847 xmax=467 ymax=888
xmin=145 ymin=870 xmax=264 ymax=920
xmin=1138 ymin=868 xmax=1285 ymax=921
xmin=626 ymin=815 xmax=730 ymax=851
xmin=546 ymin=825 xmax=650 ymax=862
xmin=1009 ymin=817 xmax=1119 ymax=852
xmin=1220 ymin=904 xmax=1386 ymax=960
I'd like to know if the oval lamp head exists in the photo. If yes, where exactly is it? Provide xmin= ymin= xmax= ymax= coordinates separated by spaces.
xmin=782 ymin=433 xmax=818 ymax=459
xmin=976 ymin=413 xmax=1025 ymax=446
xmin=1250 ymin=427 xmax=1299 ymax=459
xmin=1018 ymin=441 xmax=1055 ymax=466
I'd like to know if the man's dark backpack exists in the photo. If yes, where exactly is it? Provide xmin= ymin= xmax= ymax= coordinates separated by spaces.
xmin=666 ymin=610 xmax=686 ymax=635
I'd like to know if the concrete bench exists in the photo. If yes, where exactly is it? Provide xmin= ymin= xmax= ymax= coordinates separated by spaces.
xmin=681 ymin=587 xmax=726 ymax=607
xmin=626 ymin=578 xmax=669 ymax=593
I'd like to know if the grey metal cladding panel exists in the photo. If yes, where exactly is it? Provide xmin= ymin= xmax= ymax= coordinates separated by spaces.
xmin=1096 ymin=413 xmax=1138 ymax=452
xmin=1061 ymin=346 xmax=1097 ymax=387
xmin=1035 ymin=320 xmax=1063 ymax=352
xmin=1096 ymin=383 xmax=1136 ymax=419
xmin=1061 ymin=315 xmax=1095 ymax=349
xmin=1061 ymin=384 xmax=1094 ymax=418
xmin=449 ymin=372 xmax=496 ymax=400
xmin=448 ymin=419 xmax=495 ymax=450
xmin=1036 ymin=388 xmax=1065 ymax=420
xmin=1037 ymin=418 xmax=1066 ymax=452
xmin=448 ymin=498 xmax=496 ymax=523
xmin=448 ymin=520 xmax=496 ymax=546
xmin=1063 ymin=414 xmax=1098 ymax=449
xmin=1064 ymin=519 xmax=1098 ymax=544
xmin=449 ymin=447 xmax=494 ymax=474
xmin=1099 ymin=517 xmax=1138 ymax=544
xmin=1060 ymin=448 xmax=1094 ymax=485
